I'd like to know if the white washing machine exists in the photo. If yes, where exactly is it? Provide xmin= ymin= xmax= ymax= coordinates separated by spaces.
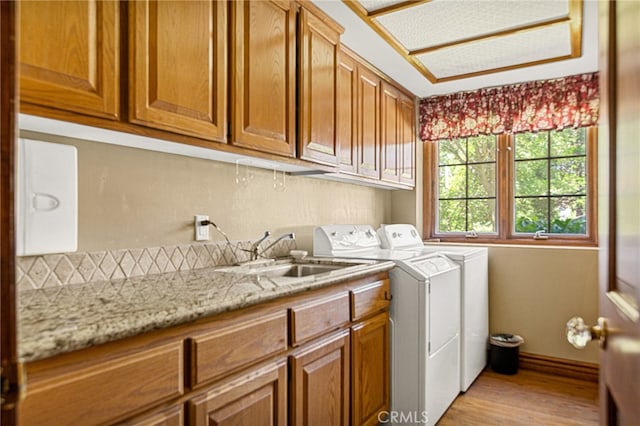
xmin=314 ymin=224 xmax=461 ymax=425
xmin=378 ymin=224 xmax=489 ymax=392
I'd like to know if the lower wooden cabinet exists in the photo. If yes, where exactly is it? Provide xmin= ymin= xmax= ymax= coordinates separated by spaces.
xmin=19 ymin=273 xmax=390 ymax=426
xmin=351 ymin=311 xmax=390 ymax=426
xmin=289 ymin=329 xmax=350 ymax=426
xmin=188 ymin=358 xmax=287 ymax=426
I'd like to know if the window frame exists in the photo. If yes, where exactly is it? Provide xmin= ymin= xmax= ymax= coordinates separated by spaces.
xmin=423 ymin=127 xmax=598 ymax=246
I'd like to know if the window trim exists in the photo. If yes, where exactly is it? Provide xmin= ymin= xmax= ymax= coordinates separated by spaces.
xmin=423 ymin=127 xmax=598 ymax=246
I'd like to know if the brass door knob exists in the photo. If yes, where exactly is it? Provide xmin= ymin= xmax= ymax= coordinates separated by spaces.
xmin=566 ymin=316 xmax=608 ymax=349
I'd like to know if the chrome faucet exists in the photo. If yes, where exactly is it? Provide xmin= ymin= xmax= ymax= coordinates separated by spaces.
xmin=248 ymin=231 xmax=271 ymax=261
xmin=259 ymin=232 xmax=295 ymax=259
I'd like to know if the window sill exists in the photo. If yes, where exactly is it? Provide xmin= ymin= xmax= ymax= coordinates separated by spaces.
xmin=427 ymin=237 xmax=598 ymax=249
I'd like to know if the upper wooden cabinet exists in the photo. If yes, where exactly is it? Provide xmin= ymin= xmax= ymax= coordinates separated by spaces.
xmin=381 ymin=81 xmax=416 ymax=186
xmin=356 ymin=66 xmax=381 ymax=180
xmin=18 ymin=0 xmax=120 ymax=119
xmin=298 ymin=4 xmax=343 ymax=166
xmin=337 ymin=46 xmax=358 ymax=175
xmin=230 ymin=0 xmax=297 ymax=157
xmin=129 ymin=0 xmax=227 ymax=142
xmin=399 ymin=94 xmax=416 ymax=186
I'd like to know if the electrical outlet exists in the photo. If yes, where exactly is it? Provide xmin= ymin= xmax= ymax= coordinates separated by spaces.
xmin=194 ymin=215 xmax=209 ymax=241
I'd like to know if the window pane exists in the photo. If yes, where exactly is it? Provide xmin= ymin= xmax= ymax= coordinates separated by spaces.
xmin=468 ymin=163 xmax=496 ymax=197
xmin=515 ymin=159 xmax=548 ymax=196
xmin=515 ymin=197 xmax=549 ymax=232
xmin=550 ymin=128 xmax=586 ymax=156
xmin=467 ymin=135 xmax=496 ymax=162
xmin=515 ymin=132 xmax=548 ymax=159
xmin=551 ymin=196 xmax=587 ymax=234
xmin=468 ymin=199 xmax=496 ymax=233
xmin=438 ymin=138 xmax=466 ymax=165
xmin=438 ymin=200 xmax=466 ymax=232
xmin=439 ymin=165 xmax=466 ymax=198
xmin=550 ymin=157 xmax=586 ymax=195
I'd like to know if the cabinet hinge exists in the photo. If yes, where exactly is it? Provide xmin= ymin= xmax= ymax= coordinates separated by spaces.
xmin=0 ymin=362 xmax=26 ymax=408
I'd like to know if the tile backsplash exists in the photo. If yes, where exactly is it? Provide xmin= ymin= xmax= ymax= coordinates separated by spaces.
xmin=16 ymin=238 xmax=297 ymax=292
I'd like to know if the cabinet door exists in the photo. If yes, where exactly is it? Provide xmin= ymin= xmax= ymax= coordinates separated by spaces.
xmin=356 ymin=66 xmax=380 ymax=179
xmin=351 ymin=312 xmax=390 ymax=426
xmin=380 ymin=82 xmax=401 ymax=183
xmin=290 ymin=330 xmax=350 ymax=426
xmin=399 ymin=93 xmax=416 ymax=186
xmin=298 ymin=6 xmax=340 ymax=166
xmin=231 ymin=0 xmax=296 ymax=157
xmin=337 ymin=47 xmax=358 ymax=174
xmin=188 ymin=359 xmax=287 ymax=426
xmin=129 ymin=0 xmax=226 ymax=142
xmin=18 ymin=0 xmax=119 ymax=119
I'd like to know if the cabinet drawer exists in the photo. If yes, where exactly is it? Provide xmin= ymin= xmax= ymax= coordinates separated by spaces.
xmin=350 ymin=279 xmax=390 ymax=321
xmin=190 ymin=311 xmax=288 ymax=386
xmin=289 ymin=291 xmax=350 ymax=346
xmin=19 ymin=341 xmax=184 ymax=425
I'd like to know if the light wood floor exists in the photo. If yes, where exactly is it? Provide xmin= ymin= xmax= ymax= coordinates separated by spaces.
xmin=438 ymin=369 xmax=599 ymax=425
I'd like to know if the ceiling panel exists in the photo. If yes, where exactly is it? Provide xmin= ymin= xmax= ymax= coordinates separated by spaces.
xmin=343 ymin=0 xmax=582 ymax=83
xmin=415 ymin=23 xmax=572 ymax=79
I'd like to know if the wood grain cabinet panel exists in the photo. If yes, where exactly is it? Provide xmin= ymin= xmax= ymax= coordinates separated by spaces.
xmin=356 ymin=66 xmax=380 ymax=179
xmin=188 ymin=358 xmax=287 ymax=426
xmin=337 ymin=47 xmax=358 ymax=174
xmin=231 ymin=0 xmax=296 ymax=157
xmin=129 ymin=0 xmax=227 ymax=142
xmin=18 ymin=0 xmax=120 ymax=119
xmin=381 ymin=82 xmax=416 ymax=185
xmin=124 ymin=404 xmax=184 ymax=426
xmin=18 ymin=341 xmax=184 ymax=426
xmin=399 ymin=94 xmax=416 ymax=186
xmin=298 ymin=5 xmax=342 ymax=166
xmin=381 ymin=82 xmax=401 ymax=183
xmin=190 ymin=311 xmax=288 ymax=386
xmin=289 ymin=291 xmax=350 ymax=346
xmin=350 ymin=279 xmax=390 ymax=322
xmin=351 ymin=312 xmax=390 ymax=426
xmin=289 ymin=330 xmax=350 ymax=426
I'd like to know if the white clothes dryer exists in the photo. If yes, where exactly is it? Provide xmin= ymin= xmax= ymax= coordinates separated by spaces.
xmin=378 ymin=224 xmax=489 ymax=392
xmin=314 ymin=224 xmax=461 ymax=425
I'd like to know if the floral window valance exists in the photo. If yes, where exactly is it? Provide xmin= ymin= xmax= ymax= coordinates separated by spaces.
xmin=419 ymin=72 xmax=600 ymax=141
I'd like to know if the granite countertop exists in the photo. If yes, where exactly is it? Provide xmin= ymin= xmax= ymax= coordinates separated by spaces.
xmin=18 ymin=257 xmax=395 ymax=363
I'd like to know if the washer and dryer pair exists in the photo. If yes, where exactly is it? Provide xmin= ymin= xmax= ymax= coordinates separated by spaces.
xmin=314 ymin=224 xmax=488 ymax=425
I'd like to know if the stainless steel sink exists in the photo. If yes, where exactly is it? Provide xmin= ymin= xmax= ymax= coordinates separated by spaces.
xmin=246 ymin=264 xmax=343 ymax=278
xmin=217 ymin=262 xmax=346 ymax=278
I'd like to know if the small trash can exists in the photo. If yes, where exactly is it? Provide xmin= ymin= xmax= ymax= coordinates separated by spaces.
xmin=490 ymin=333 xmax=524 ymax=375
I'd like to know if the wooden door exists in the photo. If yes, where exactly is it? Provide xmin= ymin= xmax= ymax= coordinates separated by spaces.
xmin=231 ymin=0 xmax=296 ymax=157
xmin=380 ymin=82 xmax=400 ymax=183
xmin=129 ymin=0 xmax=227 ymax=142
xmin=597 ymin=1 xmax=640 ymax=424
xmin=337 ymin=47 xmax=358 ymax=175
xmin=298 ymin=5 xmax=341 ymax=166
xmin=0 ymin=1 xmax=18 ymax=424
xmin=399 ymin=94 xmax=416 ymax=186
xmin=289 ymin=330 xmax=350 ymax=426
xmin=18 ymin=0 xmax=119 ymax=119
xmin=351 ymin=312 xmax=389 ymax=426
xmin=188 ymin=359 xmax=287 ymax=426
xmin=356 ymin=65 xmax=380 ymax=179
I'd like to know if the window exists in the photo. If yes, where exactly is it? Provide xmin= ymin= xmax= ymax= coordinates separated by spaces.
xmin=425 ymin=127 xmax=597 ymax=245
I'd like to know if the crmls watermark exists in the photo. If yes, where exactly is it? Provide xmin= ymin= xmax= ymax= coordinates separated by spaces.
xmin=378 ymin=410 xmax=430 ymax=424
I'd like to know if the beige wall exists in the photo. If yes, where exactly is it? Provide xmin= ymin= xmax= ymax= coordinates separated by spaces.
xmin=487 ymin=245 xmax=599 ymax=363
xmin=21 ymin=131 xmax=391 ymax=252
xmin=22 ymin=130 xmax=599 ymax=364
